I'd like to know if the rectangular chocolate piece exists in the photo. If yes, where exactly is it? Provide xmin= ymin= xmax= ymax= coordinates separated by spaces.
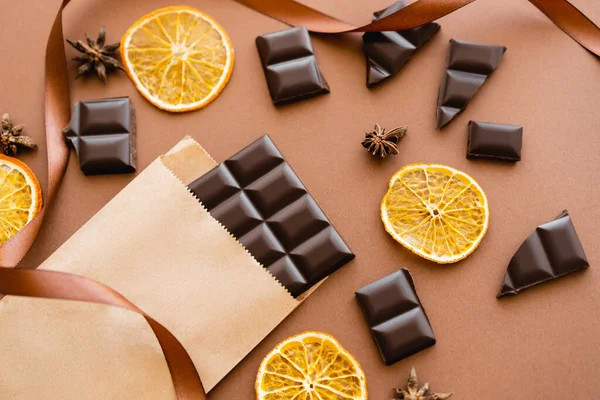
xmin=189 ymin=135 xmax=354 ymax=297
xmin=256 ymin=26 xmax=329 ymax=105
xmin=437 ymin=39 xmax=506 ymax=129
xmin=467 ymin=121 xmax=522 ymax=162
xmin=355 ymin=269 xmax=435 ymax=365
xmin=498 ymin=210 xmax=589 ymax=298
xmin=363 ymin=1 xmax=440 ymax=87
xmin=63 ymin=97 xmax=136 ymax=175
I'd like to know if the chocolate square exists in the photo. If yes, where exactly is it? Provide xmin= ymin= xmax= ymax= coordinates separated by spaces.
xmin=256 ymin=26 xmax=329 ymax=105
xmin=355 ymin=269 xmax=435 ymax=365
xmin=467 ymin=121 xmax=523 ymax=162
xmin=363 ymin=1 xmax=440 ymax=87
xmin=498 ymin=211 xmax=589 ymax=298
xmin=63 ymin=97 xmax=136 ymax=175
xmin=189 ymin=135 xmax=354 ymax=297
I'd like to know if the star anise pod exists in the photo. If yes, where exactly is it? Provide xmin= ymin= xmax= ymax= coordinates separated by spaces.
xmin=362 ymin=123 xmax=407 ymax=158
xmin=393 ymin=368 xmax=452 ymax=400
xmin=66 ymin=26 xmax=124 ymax=83
xmin=0 ymin=114 xmax=36 ymax=156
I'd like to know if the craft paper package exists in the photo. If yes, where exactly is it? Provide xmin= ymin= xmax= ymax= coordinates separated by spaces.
xmin=0 ymin=137 xmax=307 ymax=398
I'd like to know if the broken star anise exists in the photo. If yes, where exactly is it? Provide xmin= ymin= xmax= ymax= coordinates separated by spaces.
xmin=66 ymin=26 xmax=124 ymax=83
xmin=394 ymin=367 xmax=452 ymax=400
xmin=0 ymin=114 xmax=36 ymax=156
xmin=362 ymin=123 xmax=407 ymax=159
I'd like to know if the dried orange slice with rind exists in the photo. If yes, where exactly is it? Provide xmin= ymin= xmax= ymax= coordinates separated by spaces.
xmin=256 ymin=331 xmax=367 ymax=400
xmin=120 ymin=6 xmax=234 ymax=112
xmin=0 ymin=155 xmax=42 ymax=245
xmin=381 ymin=163 xmax=489 ymax=264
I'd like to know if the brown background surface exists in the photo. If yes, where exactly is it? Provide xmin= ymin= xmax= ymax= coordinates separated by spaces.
xmin=1 ymin=0 xmax=599 ymax=398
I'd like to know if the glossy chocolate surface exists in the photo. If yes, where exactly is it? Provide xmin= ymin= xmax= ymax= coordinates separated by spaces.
xmin=189 ymin=135 xmax=354 ymax=297
xmin=498 ymin=211 xmax=589 ymax=298
xmin=437 ymin=39 xmax=506 ymax=129
xmin=467 ymin=121 xmax=522 ymax=162
xmin=355 ymin=269 xmax=435 ymax=365
xmin=63 ymin=97 xmax=136 ymax=175
xmin=256 ymin=26 xmax=329 ymax=105
xmin=363 ymin=1 xmax=440 ymax=87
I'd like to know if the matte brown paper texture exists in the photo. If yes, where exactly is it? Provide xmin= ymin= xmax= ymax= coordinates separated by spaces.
xmin=0 ymin=137 xmax=300 ymax=398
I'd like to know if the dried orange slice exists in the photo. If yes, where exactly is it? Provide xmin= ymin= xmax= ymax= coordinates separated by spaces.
xmin=120 ymin=6 xmax=234 ymax=112
xmin=0 ymin=155 xmax=42 ymax=245
xmin=381 ymin=163 xmax=489 ymax=264
xmin=256 ymin=332 xmax=367 ymax=400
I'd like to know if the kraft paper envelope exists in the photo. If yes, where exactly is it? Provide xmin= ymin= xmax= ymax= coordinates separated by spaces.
xmin=0 ymin=137 xmax=303 ymax=399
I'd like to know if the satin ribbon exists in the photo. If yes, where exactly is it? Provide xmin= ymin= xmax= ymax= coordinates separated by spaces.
xmin=234 ymin=0 xmax=600 ymax=56
xmin=0 ymin=267 xmax=206 ymax=400
xmin=0 ymin=0 xmax=71 ymax=267
xmin=0 ymin=0 xmax=598 ymax=399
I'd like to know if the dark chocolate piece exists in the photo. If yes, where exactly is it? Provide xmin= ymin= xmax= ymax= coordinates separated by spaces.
xmin=355 ymin=269 xmax=435 ymax=365
xmin=363 ymin=1 xmax=440 ymax=87
xmin=63 ymin=97 xmax=136 ymax=175
xmin=467 ymin=121 xmax=522 ymax=162
xmin=498 ymin=211 xmax=589 ymax=298
xmin=436 ymin=39 xmax=506 ymax=129
xmin=256 ymin=26 xmax=329 ymax=105
xmin=189 ymin=135 xmax=354 ymax=297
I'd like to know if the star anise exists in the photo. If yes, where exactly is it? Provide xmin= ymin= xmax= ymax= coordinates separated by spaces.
xmin=393 ymin=368 xmax=452 ymax=400
xmin=66 ymin=26 xmax=124 ymax=83
xmin=362 ymin=123 xmax=407 ymax=158
xmin=0 ymin=114 xmax=36 ymax=156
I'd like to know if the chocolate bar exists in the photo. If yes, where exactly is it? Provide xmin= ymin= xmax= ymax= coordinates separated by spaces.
xmin=63 ymin=97 xmax=136 ymax=175
xmin=467 ymin=121 xmax=522 ymax=162
xmin=355 ymin=269 xmax=435 ymax=365
xmin=189 ymin=135 xmax=354 ymax=297
xmin=498 ymin=211 xmax=589 ymax=298
xmin=256 ymin=26 xmax=329 ymax=105
xmin=436 ymin=40 xmax=506 ymax=129
xmin=363 ymin=1 xmax=440 ymax=87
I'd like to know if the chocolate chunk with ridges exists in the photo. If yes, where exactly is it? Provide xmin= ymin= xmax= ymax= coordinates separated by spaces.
xmin=436 ymin=40 xmax=506 ymax=129
xmin=355 ymin=269 xmax=435 ymax=365
xmin=467 ymin=121 xmax=522 ymax=162
xmin=189 ymin=135 xmax=354 ymax=297
xmin=63 ymin=97 xmax=136 ymax=175
xmin=363 ymin=1 xmax=440 ymax=87
xmin=256 ymin=26 xmax=329 ymax=105
xmin=498 ymin=211 xmax=589 ymax=298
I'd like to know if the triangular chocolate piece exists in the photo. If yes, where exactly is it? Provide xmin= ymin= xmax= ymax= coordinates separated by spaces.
xmin=363 ymin=1 xmax=440 ymax=88
xmin=497 ymin=211 xmax=589 ymax=298
xmin=436 ymin=39 xmax=506 ymax=129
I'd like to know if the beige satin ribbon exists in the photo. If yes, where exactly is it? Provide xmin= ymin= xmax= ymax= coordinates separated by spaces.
xmin=0 ymin=0 xmax=598 ymax=399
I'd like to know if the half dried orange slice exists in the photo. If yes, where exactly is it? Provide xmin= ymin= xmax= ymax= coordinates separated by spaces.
xmin=120 ymin=6 xmax=234 ymax=112
xmin=256 ymin=332 xmax=367 ymax=400
xmin=381 ymin=163 xmax=489 ymax=264
xmin=0 ymin=155 xmax=42 ymax=245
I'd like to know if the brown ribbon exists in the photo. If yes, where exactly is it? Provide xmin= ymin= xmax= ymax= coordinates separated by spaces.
xmin=0 ymin=0 xmax=599 ymax=399
xmin=0 ymin=0 xmax=71 ymax=267
xmin=0 ymin=267 xmax=206 ymax=400
xmin=235 ymin=0 xmax=600 ymax=56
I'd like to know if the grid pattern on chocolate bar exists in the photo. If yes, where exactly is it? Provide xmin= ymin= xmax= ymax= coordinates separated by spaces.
xmin=63 ymin=97 xmax=136 ymax=175
xmin=363 ymin=1 xmax=440 ymax=88
xmin=189 ymin=135 xmax=354 ymax=298
xmin=498 ymin=211 xmax=589 ymax=298
xmin=355 ymin=269 xmax=435 ymax=365
xmin=467 ymin=121 xmax=522 ymax=162
xmin=436 ymin=39 xmax=506 ymax=129
xmin=256 ymin=26 xmax=329 ymax=105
